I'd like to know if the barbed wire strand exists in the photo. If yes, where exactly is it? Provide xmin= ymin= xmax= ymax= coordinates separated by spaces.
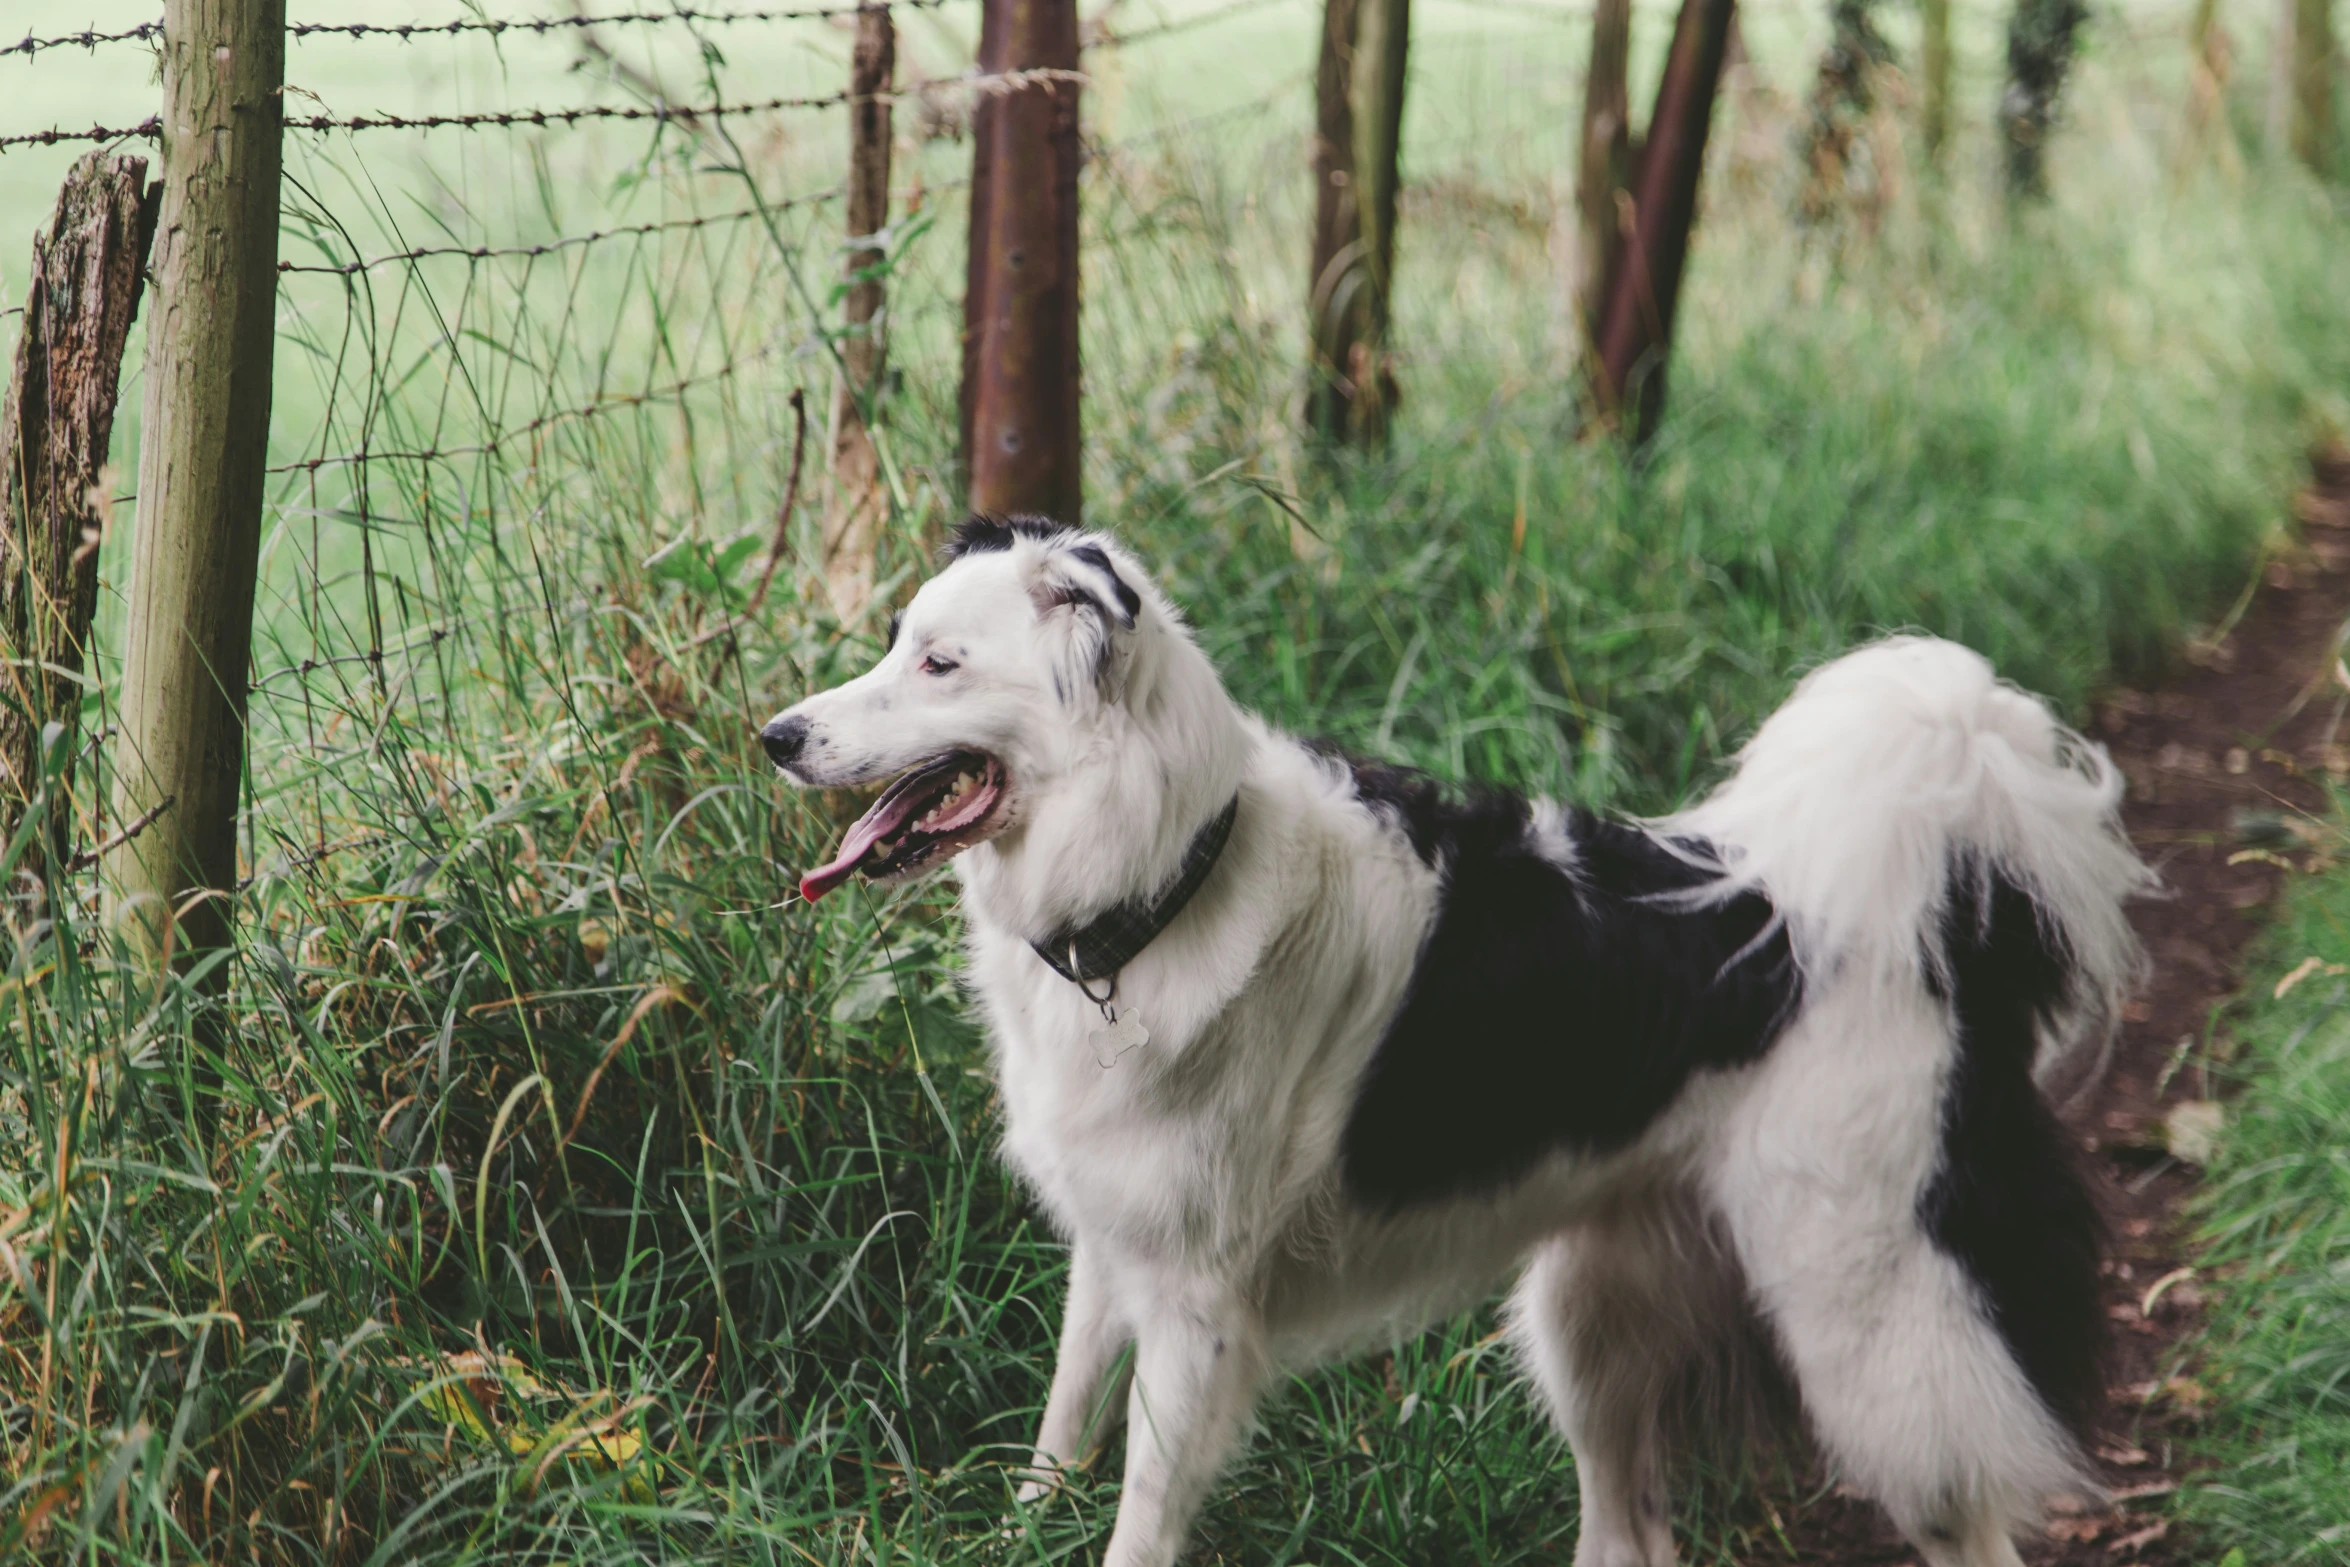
xmin=5 ymin=2 xmax=970 ymax=59
xmin=277 ymin=189 xmax=840 ymax=277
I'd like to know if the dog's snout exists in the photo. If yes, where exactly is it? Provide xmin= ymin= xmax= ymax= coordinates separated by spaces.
xmin=761 ymin=714 xmax=811 ymax=769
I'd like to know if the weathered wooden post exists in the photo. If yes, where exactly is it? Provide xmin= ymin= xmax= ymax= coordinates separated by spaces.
xmin=1305 ymin=0 xmax=1410 ymax=444
xmin=0 ymin=155 xmax=156 ymax=902
xmin=2290 ymin=0 xmax=2336 ymax=175
xmin=1574 ymin=0 xmax=1634 ymax=364
xmin=109 ymin=0 xmax=285 ymax=969
xmin=1590 ymin=0 xmax=1735 ymax=447
xmin=821 ymin=3 xmax=895 ymax=615
xmin=960 ymin=0 xmax=1083 ymax=523
xmin=2000 ymin=0 xmax=2089 ymax=198
xmin=1921 ymin=0 xmax=1952 ymax=157
xmin=1306 ymin=0 xmax=1364 ymax=442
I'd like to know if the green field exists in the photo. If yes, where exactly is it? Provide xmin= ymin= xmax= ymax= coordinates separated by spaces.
xmin=2 ymin=0 xmax=2347 ymax=1560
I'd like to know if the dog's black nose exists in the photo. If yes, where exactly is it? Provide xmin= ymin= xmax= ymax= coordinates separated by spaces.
xmin=761 ymin=714 xmax=811 ymax=768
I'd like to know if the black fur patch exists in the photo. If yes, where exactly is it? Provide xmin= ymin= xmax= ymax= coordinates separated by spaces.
xmin=1918 ymin=865 xmax=2106 ymax=1445
xmin=1335 ymin=758 xmax=1801 ymax=1209
xmin=946 ymin=513 xmax=1070 ymax=558
xmin=1066 ymin=542 xmax=1141 ymax=624
xmin=885 ymin=610 xmax=902 ymax=650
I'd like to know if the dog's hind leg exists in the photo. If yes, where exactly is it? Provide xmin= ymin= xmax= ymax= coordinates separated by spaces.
xmin=1508 ymin=1196 xmax=1734 ymax=1567
xmin=1100 ymin=1270 xmax=1272 ymax=1567
xmin=1019 ymin=1244 xmax=1134 ymax=1500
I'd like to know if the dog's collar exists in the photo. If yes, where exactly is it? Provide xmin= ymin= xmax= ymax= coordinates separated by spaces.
xmin=1032 ymin=794 xmax=1240 ymax=989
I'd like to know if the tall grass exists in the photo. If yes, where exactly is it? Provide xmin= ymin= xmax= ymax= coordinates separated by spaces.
xmin=2179 ymin=816 xmax=2350 ymax=1560
xmin=2 ymin=1 xmax=2347 ymax=1562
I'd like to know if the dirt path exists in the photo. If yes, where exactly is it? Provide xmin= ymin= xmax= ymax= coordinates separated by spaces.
xmin=1780 ymin=446 xmax=2350 ymax=1567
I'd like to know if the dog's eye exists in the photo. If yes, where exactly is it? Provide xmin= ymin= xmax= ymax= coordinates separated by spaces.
xmin=920 ymin=653 xmax=958 ymax=676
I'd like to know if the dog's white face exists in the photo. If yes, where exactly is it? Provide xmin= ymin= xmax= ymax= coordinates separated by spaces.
xmin=761 ymin=520 xmax=1143 ymax=902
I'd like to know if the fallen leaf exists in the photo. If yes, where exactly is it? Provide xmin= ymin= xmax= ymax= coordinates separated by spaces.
xmin=2112 ymin=1517 xmax=2170 ymax=1555
xmin=2096 ymin=1441 xmax=2152 ymax=1466
xmin=2273 ymin=955 xmax=2346 ymax=999
xmin=2045 ymin=1517 xmax=2108 ymax=1544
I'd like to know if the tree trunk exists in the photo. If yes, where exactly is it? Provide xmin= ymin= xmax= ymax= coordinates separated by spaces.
xmin=2000 ymin=0 xmax=2090 ymax=199
xmin=1306 ymin=0 xmax=1365 ymax=441
xmin=1591 ymin=0 xmax=1736 ymax=447
xmin=960 ymin=0 xmax=1083 ymax=523
xmin=1575 ymin=0 xmax=1635 ymax=367
xmin=110 ymin=0 xmax=285 ymax=970
xmin=822 ymin=4 xmax=895 ymax=616
xmin=2291 ymin=0 xmax=2337 ymax=174
xmin=0 ymin=154 xmax=157 ymax=902
xmin=1922 ymin=0 xmax=1953 ymax=158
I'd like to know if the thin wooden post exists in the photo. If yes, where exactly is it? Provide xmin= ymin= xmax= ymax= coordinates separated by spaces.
xmin=1574 ymin=0 xmax=1634 ymax=363
xmin=2290 ymin=0 xmax=2336 ymax=174
xmin=1306 ymin=0 xmax=1364 ymax=441
xmin=1591 ymin=0 xmax=1735 ymax=447
xmin=1305 ymin=0 xmax=1408 ymax=445
xmin=821 ymin=4 xmax=895 ymax=616
xmin=0 ymin=154 xmax=157 ymax=900
xmin=2000 ymin=0 xmax=2089 ymax=199
xmin=1922 ymin=0 xmax=1953 ymax=157
xmin=960 ymin=0 xmax=1082 ymax=523
xmin=110 ymin=0 xmax=285 ymax=967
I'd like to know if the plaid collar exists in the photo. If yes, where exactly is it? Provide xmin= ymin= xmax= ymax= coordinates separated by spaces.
xmin=1032 ymin=794 xmax=1240 ymax=988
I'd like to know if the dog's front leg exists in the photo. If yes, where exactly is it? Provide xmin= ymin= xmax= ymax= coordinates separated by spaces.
xmin=1019 ymin=1244 xmax=1133 ymax=1500
xmin=1101 ymin=1279 xmax=1270 ymax=1567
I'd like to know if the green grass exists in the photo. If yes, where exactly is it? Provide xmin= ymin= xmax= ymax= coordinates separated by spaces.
xmin=1 ymin=0 xmax=2348 ymax=1561
xmin=2179 ymin=821 xmax=2350 ymax=1561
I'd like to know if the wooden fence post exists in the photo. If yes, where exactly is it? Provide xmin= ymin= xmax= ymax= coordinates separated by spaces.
xmin=109 ymin=0 xmax=285 ymax=969
xmin=1590 ymin=0 xmax=1735 ymax=447
xmin=1306 ymin=0 xmax=1364 ymax=442
xmin=960 ymin=0 xmax=1083 ymax=523
xmin=821 ymin=3 xmax=895 ymax=615
xmin=1574 ymin=0 xmax=1634 ymax=366
xmin=2290 ymin=0 xmax=2336 ymax=175
xmin=1999 ymin=0 xmax=2089 ymax=199
xmin=1921 ymin=0 xmax=1952 ymax=158
xmin=1304 ymin=0 xmax=1409 ymax=445
xmin=0 ymin=154 xmax=158 ymax=902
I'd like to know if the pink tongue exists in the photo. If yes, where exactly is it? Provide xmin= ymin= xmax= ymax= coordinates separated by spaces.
xmin=798 ymin=774 xmax=945 ymax=904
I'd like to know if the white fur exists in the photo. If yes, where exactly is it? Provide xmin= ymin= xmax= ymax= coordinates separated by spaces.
xmin=766 ymin=535 xmax=2149 ymax=1567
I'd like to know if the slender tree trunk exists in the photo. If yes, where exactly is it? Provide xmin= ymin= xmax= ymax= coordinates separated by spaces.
xmin=1922 ymin=0 xmax=1953 ymax=158
xmin=1306 ymin=0 xmax=1365 ymax=441
xmin=2291 ymin=0 xmax=2337 ymax=174
xmin=0 ymin=154 xmax=157 ymax=901
xmin=110 ymin=0 xmax=285 ymax=971
xmin=2000 ymin=0 xmax=2090 ymax=199
xmin=822 ymin=4 xmax=894 ymax=615
xmin=960 ymin=0 xmax=1082 ymax=522
xmin=1575 ymin=0 xmax=1635 ymax=366
xmin=1591 ymin=0 xmax=1736 ymax=447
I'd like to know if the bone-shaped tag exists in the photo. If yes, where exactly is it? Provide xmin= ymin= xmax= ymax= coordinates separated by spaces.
xmin=1089 ymin=1006 xmax=1150 ymax=1067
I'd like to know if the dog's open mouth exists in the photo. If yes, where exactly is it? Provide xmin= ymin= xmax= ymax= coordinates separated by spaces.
xmin=799 ymin=751 xmax=1008 ymax=903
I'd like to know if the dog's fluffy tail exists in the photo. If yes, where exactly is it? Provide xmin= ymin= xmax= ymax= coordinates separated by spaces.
xmin=1669 ymin=635 xmax=2150 ymax=1075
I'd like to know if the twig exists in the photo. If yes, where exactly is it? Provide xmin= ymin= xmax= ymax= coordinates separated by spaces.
xmin=70 ymin=794 xmax=173 ymax=871
xmin=689 ymin=387 xmax=809 ymax=648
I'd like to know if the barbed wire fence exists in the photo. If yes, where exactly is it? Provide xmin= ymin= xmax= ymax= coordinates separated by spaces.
xmin=0 ymin=0 xmax=1376 ymax=945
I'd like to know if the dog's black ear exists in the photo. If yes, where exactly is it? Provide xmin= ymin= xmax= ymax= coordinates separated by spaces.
xmin=946 ymin=512 xmax=1072 ymax=560
xmin=1064 ymin=542 xmax=1141 ymax=628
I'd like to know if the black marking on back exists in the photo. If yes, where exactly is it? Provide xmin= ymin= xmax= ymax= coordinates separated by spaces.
xmin=1335 ymin=758 xmax=1800 ymax=1210
xmin=1919 ymin=863 xmax=2106 ymax=1446
xmin=946 ymin=513 xmax=1071 ymax=558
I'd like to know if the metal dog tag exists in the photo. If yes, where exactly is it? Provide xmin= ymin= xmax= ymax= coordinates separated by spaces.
xmin=1089 ymin=1006 xmax=1150 ymax=1067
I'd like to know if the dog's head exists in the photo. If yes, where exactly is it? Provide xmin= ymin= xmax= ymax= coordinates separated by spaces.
xmin=762 ymin=515 xmax=1162 ymax=903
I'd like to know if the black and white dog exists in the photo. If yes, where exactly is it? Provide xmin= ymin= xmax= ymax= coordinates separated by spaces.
xmin=761 ymin=516 xmax=2149 ymax=1567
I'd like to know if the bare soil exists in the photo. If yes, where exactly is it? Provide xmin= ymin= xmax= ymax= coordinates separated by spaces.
xmin=1776 ymin=445 xmax=2350 ymax=1567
